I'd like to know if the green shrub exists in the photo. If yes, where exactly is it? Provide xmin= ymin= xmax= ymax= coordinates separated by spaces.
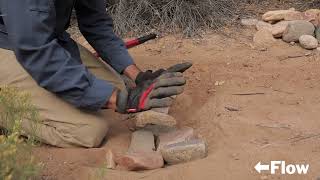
xmin=0 ymin=86 xmax=41 ymax=180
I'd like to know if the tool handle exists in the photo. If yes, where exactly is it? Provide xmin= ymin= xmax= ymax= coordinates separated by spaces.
xmin=125 ymin=33 xmax=157 ymax=49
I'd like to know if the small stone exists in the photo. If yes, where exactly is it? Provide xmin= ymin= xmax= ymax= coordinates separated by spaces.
xmin=315 ymin=26 xmax=320 ymax=42
xmin=317 ymin=47 xmax=320 ymax=51
xmin=272 ymin=21 xmax=289 ymax=38
xmin=134 ymin=110 xmax=177 ymax=128
xmin=128 ymin=130 xmax=155 ymax=153
xmin=299 ymin=35 xmax=318 ymax=50
xmin=106 ymin=150 xmax=116 ymax=169
xmin=256 ymin=21 xmax=273 ymax=31
xmin=241 ymin=18 xmax=258 ymax=26
xmin=262 ymin=9 xmax=296 ymax=21
xmin=160 ymin=139 xmax=208 ymax=165
xmin=253 ymin=29 xmax=276 ymax=48
xmin=157 ymin=127 xmax=195 ymax=150
xmin=282 ymin=20 xmax=315 ymax=43
xmin=141 ymin=124 xmax=176 ymax=136
xmin=115 ymin=152 xmax=164 ymax=171
xmin=290 ymin=41 xmax=296 ymax=46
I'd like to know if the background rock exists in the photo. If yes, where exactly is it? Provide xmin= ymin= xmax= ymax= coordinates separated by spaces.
xmin=282 ymin=20 xmax=315 ymax=42
xmin=299 ymin=35 xmax=318 ymax=49
xmin=262 ymin=9 xmax=296 ymax=21
xmin=315 ymin=26 xmax=320 ymax=42
xmin=253 ymin=29 xmax=276 ymax=48
xmin=256 ymin=21 xmax=272 ymax=31
xmin=241 ymin=18 xmax=258 ymax=26
xmin=272 ymin=21 xmax=289 ymax=38
xmin=157 ymin=127 xmax=195 ymax=150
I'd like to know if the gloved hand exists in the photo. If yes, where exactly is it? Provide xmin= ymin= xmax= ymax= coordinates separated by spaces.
xmin=116 ymin=72 xmax=186 ymax=113
xmin=135 ymin=62 xmax=192 ymax=85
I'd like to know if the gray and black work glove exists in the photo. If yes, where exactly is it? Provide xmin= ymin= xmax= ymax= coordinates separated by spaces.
xmin=135 ymin=62 xmax=192 ymax=85
xmin=117 ymin=72 xmax=186 ymax=113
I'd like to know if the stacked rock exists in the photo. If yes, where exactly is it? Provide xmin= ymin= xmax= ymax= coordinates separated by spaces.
xmin=112 ymin=109 xmax=208 ymax=171
xmin=241 ymin=8 xmax=320 ymax=50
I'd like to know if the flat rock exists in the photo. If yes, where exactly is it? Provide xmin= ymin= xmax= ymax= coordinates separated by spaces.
xmin=115 ymin=152 xmax=164 ymax=171
xmin=272 ymin=21 xmax=289 ymax=38
xmin=152 ymin=107 xmax=169 ymax=114
xmin=262 ymin=9 xmax=296 ymax=21
xmin=241 ymin=18 xmax=258 ymax=26
xmin=105 ymin=150 xmax=116 ymax=169
xmin=141 ymin=124 xmax=176 ymax=136
xmin=253 ymin=29 xmax=276 ymax=48
xmin=128 ymin=130 xmax=155 ymax=153
xmin=256 ymin=21 xmax=272 ymax=31
xmin=134 ymin=110 xmax=177 ymax=128
xmin=160 ymin=139 xmax=208 ymax=165
xmin=157 ymin=127 xmax=195 ymax=151
xmin=282 ymin=20 xmax=315 ymax=43
xmin=299 ymin=35 xmax=318 ymax=50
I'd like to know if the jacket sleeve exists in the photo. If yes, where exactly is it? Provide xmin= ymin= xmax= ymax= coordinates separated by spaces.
xmin=75 ymin=0 xmax=134 ymax=73
xmin=1 ymin=0 xmax=114 ymax=111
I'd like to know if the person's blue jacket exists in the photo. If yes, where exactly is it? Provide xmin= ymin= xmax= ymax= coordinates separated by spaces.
xmin=0 ymin=0 xmax=134 ymax=111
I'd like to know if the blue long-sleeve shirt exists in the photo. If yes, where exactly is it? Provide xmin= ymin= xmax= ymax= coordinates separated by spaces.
xmin=0 ymin=0 xmax=134 ymax=111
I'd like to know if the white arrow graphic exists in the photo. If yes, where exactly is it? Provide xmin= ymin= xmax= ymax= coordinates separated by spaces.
xmin=255 ymin=162 xmax=270 ymax=173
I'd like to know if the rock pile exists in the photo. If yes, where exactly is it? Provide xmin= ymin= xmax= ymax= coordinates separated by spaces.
xmin=109 ymin=109 xmax=208 ymax=171
xmin=241 ymin=8 xmax=320 ymax=50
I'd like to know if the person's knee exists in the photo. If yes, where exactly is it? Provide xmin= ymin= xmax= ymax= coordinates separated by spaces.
xmin=75 ymin=119 xmax=109 ymax=148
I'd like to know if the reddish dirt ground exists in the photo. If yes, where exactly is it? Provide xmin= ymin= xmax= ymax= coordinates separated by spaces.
xmin=35 ymin=27 xmax=320 ymax=180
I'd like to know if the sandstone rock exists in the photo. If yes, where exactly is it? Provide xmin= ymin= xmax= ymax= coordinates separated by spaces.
xmin=141 ymin=124 xmax=176 ymax=136
xmin=315 ymin=26 xmax=320 ymax=42
xmin=160 ymin=139 xmax=208 ymax=165
xmin=241 ymin=18 xmax=258 ymax=26
xmin=115 ymin=152 xmax=164 ymax=171
xmin=262 ymin=9 xmax=296 ymax=21
xmin=283 ymin=11 xmax=304 ymax=21
xmin=256 ymin=21 xmax=273 ymax=31
xmin=299 ymin=35 xmax=318 ymax=50
xmin=272 ymin=21 xmax=289 ymax=38
xmin=305 ymin=9 xmax=320 ymax=26
xmin=128 ymin=130 xmax=155 ymax=153
xmin=253 ymin=29 xmax=276 ymax=48
xmin=282 ymin=20 xmax=315 ymax=42
xmin=134 ymin=110 xmax=177 ymax=128
xmin=106 ymin=150 xmax=116 ymax=169
xmin=157 ymin=127 xmax=195 ymax=150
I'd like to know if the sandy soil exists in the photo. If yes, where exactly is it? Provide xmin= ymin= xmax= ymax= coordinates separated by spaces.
xmin=35 ymin=27 xmax=320 ymax=180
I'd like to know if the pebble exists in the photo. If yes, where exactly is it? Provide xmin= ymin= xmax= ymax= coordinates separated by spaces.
xmin=256 ymin=21 xmax=273 ymax=32
xmin=299 ymin=35 xmax=318 ymax=50
xmin=253 ymin=29 xmax=276 ymax=48
xmin=106 ymin=150 xmax=116 ymax=169
xmin=271 ymin=21 xmax=289 ymax=38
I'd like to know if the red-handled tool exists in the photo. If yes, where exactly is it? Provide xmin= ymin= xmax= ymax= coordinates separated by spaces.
xmin=94 ymin=33 xmax=157 ymax=57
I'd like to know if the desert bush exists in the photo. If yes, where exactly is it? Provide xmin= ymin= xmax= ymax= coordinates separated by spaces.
xmin=106 ymin=0 xmax=320 ymax=36
xmin=107 ymin=0 xmax=237 ymax=36
xmin=0 ymin=86 xmax=41 ymax=180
